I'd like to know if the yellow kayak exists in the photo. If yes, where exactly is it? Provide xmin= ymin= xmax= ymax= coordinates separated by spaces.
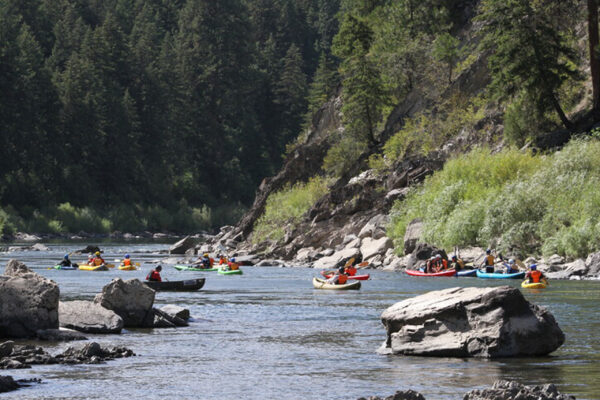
xmin=79 ymin=264 xmax=111 ymax=271
xmin=118 ymin=262 xmax=140 ymax=271
xmin=521 ymin=280 xmax=547 ymax=289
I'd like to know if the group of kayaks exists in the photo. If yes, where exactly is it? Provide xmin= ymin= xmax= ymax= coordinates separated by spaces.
xmin=405 ymin=268 xmax=547 ymax=289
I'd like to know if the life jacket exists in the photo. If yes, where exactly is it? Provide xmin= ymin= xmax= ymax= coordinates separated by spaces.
xmin=345 ymin=266 xmax=357 ymax=276
xmin=93 ymin=257 xmax=104 ymax=266
xmin=123 ymin=259 xmax=131 ymax=266
xmin=485 ymin=255 xmax=495 ymax=266
xmin=219 ymin=257 xmax=227 ymax=265
xmin=441 ymin=259 xmax=448 ymax=269
xmin=530 ymin=270 xmax=542 ymax=283
xmin=229 ymin=262 xmax=239 ymax=271
xmin=147 ymin=270 xmax=161 ymax=282
xmin=209 ymin=258 xmax=214 ymax=266
xmin=338 ymin=274 xmax=348 ymax=284
xmin=201 ymin=257 xmax=211 ymax=268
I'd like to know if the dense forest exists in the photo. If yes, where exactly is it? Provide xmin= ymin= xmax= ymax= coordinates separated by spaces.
xmin=0 ymin=0 xmax=340 ymax=234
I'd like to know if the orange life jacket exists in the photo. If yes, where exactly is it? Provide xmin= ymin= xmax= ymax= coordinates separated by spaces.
xmin=93 ymin=257 xmax=104 ymax=266
xmin=530 ymin=270 xmax=542 ymax=283
xmin=485 ymin=255 xmax=495 ymax=266
xmin=441 ymin=259 xmax=448 ymax=269
xmin=219 ymin=257 xmax=227 ymax=265
xmin=338 ymin=274 xmax=348 ymax=284
xmin=345 ymin=266 xmax=357 ymax=276
xmin=229 ymin=262 xmax=239 ymax=270
xmin=209 ymin=258 xmax=214 ymax=266
xmin=123 ymin=259 xmax=131 ymax=266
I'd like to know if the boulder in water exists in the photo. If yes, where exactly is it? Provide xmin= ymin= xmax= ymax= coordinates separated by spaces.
xmin=0 ymin=260 xmax=59 ymax=338
xmin=59 ymin=300 xmax=124 ymax=334
xmin=464 ymin=380 xmax=576 ymax=400
xmin=381 ymin=286 xmax=564 ymax=358
xmin=169 ymin=236 xmax=198 ymax=254
xmin=94 ymin=278 xmax=155 ymax=328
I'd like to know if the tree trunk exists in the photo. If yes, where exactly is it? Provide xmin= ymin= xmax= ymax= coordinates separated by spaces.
xmin=588 ymin=0 xmax=600 ymax=118
xmin=550 ymin=91 xmax=574 ymax=130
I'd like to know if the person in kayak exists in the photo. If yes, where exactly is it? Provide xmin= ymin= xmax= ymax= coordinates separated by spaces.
xmin=481 ymin=249 xmax=495 ymax=273
xmin=345 ymin=263 xmax=357 ymax=276
xmin=326 ymin=266 xmax=348 ymax=285
xmin=227 ymin=257 xmax=239 ymax=271
xmin=87 ymin=253 xmax=94 ymax=265
xmin=90 ymin=251 xmax=106 ymax=267
xmin=58 ymin=254 xmax=77 ymax=268
xmin=121 ymin=254 xmax=134 ymax=267
xmin=449 ymin=255 xmax=464 ymax=272
xmin=434 ymin=254 xmax=448 ymax=272
xmin=503 ymin=259 xmax=518 ymax=274
xmin=147 ymin=265 xmax=162 ymax=282
xmin=218 ymin=254 xmax=228 ymax=265
xmin=525 ymin=264 xmax=546 ymax=283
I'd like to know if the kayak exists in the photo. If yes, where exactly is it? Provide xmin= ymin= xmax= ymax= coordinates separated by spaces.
xmin=405 ymin=269 xmax=457 ymax=277
xmin=78 ymin=264 xmax=109 ymax=271
xmin=312 ymin=277 xmax=361 ymax=290
xmin=52 ymin=264 xmax=78 ymax=270
xmin=174 ymin=265 xmax=218 ymax=272
xmin=320 ymin=271 xmax=370 ymax=280
xmin=118 ymin=265 xmax=138 ymax=271
xmin=218 ymin=268 xmax=243 ymax=275
xmin=476 ymin=270 xmax=525 ymax=279
xmin=144 ymin=278 xmax=205 ymax=292
xmin=456 ymin=269 xmax=477 ymax=277
xmin=521 ymin=280 xmax=547 ymax=289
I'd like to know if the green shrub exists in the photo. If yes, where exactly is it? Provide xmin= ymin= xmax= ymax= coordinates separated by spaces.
xmin=253 ymin=176 xmax=331 ymax=243
xmin=322 ymin=135 xmax=367 ymax=177
xmin=389 ymin=138 xmax=600 ymax=258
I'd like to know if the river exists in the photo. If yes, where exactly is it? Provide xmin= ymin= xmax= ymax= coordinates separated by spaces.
xmin=1 ymin=242 xmax=599 ymax=400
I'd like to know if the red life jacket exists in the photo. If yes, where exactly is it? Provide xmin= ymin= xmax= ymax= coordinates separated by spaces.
xmin=338 ymin=274 xmax=348 ymax=284
xmin=147 ymin=270 xmax=161 ymax=282
xmin=530 ymin=270 xmax=542 ymax=283
xmin=345 ymin=266 xmax=357 ymax=276
xmin=123 ymin=259 xmax=131 ymax=266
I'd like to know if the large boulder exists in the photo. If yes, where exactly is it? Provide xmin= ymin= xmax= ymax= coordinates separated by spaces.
xmin=160 ymin=305 xmax=190 ymax=321
xmin=585 ymin=251 xmax=600 ymax=277
xmin=464 ymin=380 xmax=576 ymax=400
xmin=313 ymin=247 xmax=361 ymax=270
xmin=360 ymin=237 xmax=394 ymax=261
xmin=94 ymin=279 xmax=155 ymax=328
xmin=381 ymin=286 xmax=564 ymax=358
xmin=0 ymin=260 xmax=59 ymax=338
xmin=403 ymin=219 xmax=423 ymax=255
xmin=358 ymin=214 xmax=389 ymax=240
xmin=169 ymin=236 xmax=198 ymax=255
xmin=59 ymin=300 xmax=124 ymax=334
xmin=546 ymin=260 xmax=587 ymax=280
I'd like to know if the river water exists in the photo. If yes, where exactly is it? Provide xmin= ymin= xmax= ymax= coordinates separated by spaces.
xmin=1 ymin=242 xmax=599 ymax=400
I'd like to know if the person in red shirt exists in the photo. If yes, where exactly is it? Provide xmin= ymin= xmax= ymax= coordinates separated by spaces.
xmin=147 ymin=265 xmax=162 ymax=282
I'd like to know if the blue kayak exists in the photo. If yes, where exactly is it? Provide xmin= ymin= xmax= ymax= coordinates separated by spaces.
xmin=456 ymin=269 xmax=477 ymax=277
xmin=476 ymin=269 xmax=525 ymax=279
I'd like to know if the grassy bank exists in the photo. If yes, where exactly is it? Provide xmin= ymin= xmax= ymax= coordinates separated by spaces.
xmin=252 ymin=176 xmax=331 ymax=243
xmin=0 ymin=201 xmax=246 ymax=235
xmin=388 ymin=138 xmax=600 ymax=259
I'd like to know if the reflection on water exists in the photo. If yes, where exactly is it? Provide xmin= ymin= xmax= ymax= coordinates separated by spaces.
xmin=0 ymin=243 xmax=599 ymax=399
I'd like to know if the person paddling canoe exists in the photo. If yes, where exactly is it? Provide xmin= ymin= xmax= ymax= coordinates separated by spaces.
xmin=326 ymin=266 xmax=348 ymax=285
xmin=147 ymin=265 xmax=162 ymax=282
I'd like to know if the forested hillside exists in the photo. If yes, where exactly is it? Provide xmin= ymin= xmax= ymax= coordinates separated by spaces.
xmin=0 ymin=0 xmax=340 ymax=234
xmin=232 ymin=0 xmax=600 ymax=261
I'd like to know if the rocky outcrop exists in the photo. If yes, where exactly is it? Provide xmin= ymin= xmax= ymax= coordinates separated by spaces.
xmin=160 ymin=305 xmax=190 ymax=321
xmin=74 ymin=245 xmax=101 ymax=254
xmin=358 ymin=390 xmax=426 ymax=400
xmin=403 ymin=219 xmax=423 ymax=255
xmin=0 ymin=260 xmax=59 ymax=338
xmin=59 ymin=300 xmax=124 ymax=334
xmin=153 ymin=308 xmax=188 ymax=328
xmin=169 ymin=236 xmax=198 ymax=255
xmin=0 ymin=342 xmax=134 ymax=369
xmin=464 ymin=380 xmax=576 ymax=400
xmin=94 ymin=278 xmax=155 ymax=328
xmin=381 ymin=286 xmax=564 ymax=358
xmin=313 ymin=247 xmax=361 ymax=270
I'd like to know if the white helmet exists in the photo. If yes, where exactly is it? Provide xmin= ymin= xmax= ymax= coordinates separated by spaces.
xmin=508 ymin=259 xmax=515 ymax=265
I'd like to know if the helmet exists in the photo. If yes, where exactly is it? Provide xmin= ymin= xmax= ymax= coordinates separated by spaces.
xmin=204 ymin=253 xmax=209 ymax=257
xmin=230 ymin=257 xmax=236 ymax=262
xmin=338 ymin=266 xmax=345 ymax=273
xmin=436 ymin=254 xmax=441 ymax=259
xmin=529 ymin=264 xmax=537 ymax=270
xmin=451 ymin=255 xmax=457 ymax=260
xmin=95 ymin=251 xmax=100 ymax=256
xmin=486 ymin=249 xmax=491 ymax=254
xmin=508 ymin=259 xmax=515 ymax=265
xmin=64 ymin=254 xmax=69 ymax=259
xmin=156 ymin=265 xmax=162 ymax=271
xmin=125 ymin=254 xmax=130 ymax=259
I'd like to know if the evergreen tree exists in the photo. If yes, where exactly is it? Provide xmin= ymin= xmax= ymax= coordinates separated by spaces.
xmin=478 ymin=0 xmax=580 ymax=129
xmin=305 ymin=51 xmax=339 ymax=123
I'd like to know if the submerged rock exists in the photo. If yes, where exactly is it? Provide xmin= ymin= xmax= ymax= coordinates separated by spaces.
xmin=0 ymin=375 xmax=20 ymax=393
xmin=0 ymin=260 xmax=59 ymax=338
xmin=94 ymin=278 xmax=155 ymax=328
xmin=381 ymin=286 xmax=564 ymax=358
xmin=59 ymin=300 xmax=124 ymax=334
xmin=464 ymin=380 xmax=576 ymax=400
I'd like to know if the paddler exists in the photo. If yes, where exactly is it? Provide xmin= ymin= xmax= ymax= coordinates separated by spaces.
xmin=345 ymin=263 xmax=357 ymax=276
xmin=326 ymin=266 xmax=348 ymax=285
xmin=146 ymin=265 xmax=162 ymax=282
xmin=121 ymin=254 xmax=133 ymax=267
xmin=59 ymin=254 xmax=73 ymax=267
xmin=449 ymin=255 xmax=464 ymax=272
xmin=503 ymin=258 xmax=518 ymax=274
xmin=480 ymin=249 xmax=495 ymax=273
xmin=218 ymin=254 xmax=228 ymax=265
xmin=90 ymin=251 xmax=106 ymax=267
xmin=525 ymin=264 xmax=546 ymax=283
xmin=227 ymin=257 xmax=239 ymax=271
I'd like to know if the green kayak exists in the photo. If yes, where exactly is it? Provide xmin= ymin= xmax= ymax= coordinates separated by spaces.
xmin=218 ymin=268 xmax=243 ymax=275
xmin=52 ymin=264 xmax=78 ymax=270
xmin=174 ymin=265 xmax=218 ymax=272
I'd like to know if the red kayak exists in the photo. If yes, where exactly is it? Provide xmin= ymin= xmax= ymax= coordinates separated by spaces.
xmin=405 ymin=269 xmax=456 ymax=277
xmin=320 ymin=270 xmax=370 ymax=280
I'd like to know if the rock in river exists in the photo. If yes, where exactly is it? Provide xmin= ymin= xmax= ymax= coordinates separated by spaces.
xmin=464 ymin=380 xmax=576 ymax=400
xmin=59 ymin=300 xmax=124 ymax=334
xmin=94 ymin=278 xmax=155 ymax=328
xmin=0 ymin=260 xmax=59 ymax=338
xmin=381 ymin=286 xmax=564 ymax=358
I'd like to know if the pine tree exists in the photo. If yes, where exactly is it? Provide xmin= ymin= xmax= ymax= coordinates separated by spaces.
xmin=305 ymin=51 xmax=339 ymax=123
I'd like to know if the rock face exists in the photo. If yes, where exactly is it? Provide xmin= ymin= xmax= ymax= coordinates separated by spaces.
xmin=381 ymin=286 xmax=564 ymax=358
xmin=59 ymin=300 xmax=124 ymax=334
xmin=313 ymin=247 xmax=361 ymax=270
xmin=169 ymin=236 xmax=198 ymax=254
xmin=0 ymin=260 xmax=60 ymax=338
xmin=464 ymin=380 xmax=576 ymax=400
xmin=94 ymin=278 xmax=155 ymax=327
xmin=403 ymin=219 xmax=423 ymax=255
